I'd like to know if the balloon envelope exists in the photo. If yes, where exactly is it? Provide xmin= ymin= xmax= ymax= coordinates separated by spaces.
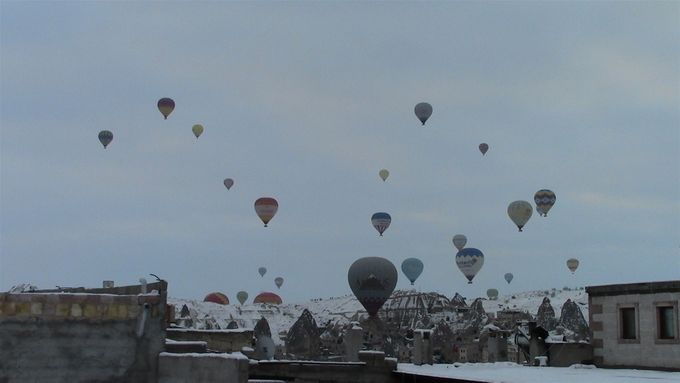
xmin=456 ymin=248 xmax=484 ymax=284
xmin=567 ymin=258 xmax=579 ymax=274
xmin=254 ymin=292 xmax=282 ymax=305
xmin=236 ymin=291 xmax=248 ymax=305
xmin=371 ymin=212 xmax=391 ymax=236
xmin=401 ymin=258 xmax=424 ymax=285
xmin=157 ymin=98 xmax=175 ymax=119
xmin=534 ymin=189 xmax=556 ymax=217
xmin=223 ymin=178 xmax=234 ymax=190
xmin=414 ymin=102 xmax=433 ymax=125
xmin=379 ymin=169 xmax=389 ymax=182
xmin=452 ymin=234 xmax=467 ymax=251
xmin=98 ymin=130 xmax=113 ymax=148
xmin=348 ymin=257 xmax=398 ymax=316
xmin=255 ymin=198 xmax=278 ymax=227
xmin=192 ymin=124 xmax=204 ymax=138
xmin=258 ymin=267 xmax=267 ymax=277
xmin=487 ymin=288 xmax=499 ymax=300
xmin=479 ymin=143 xmax=489 ymax=155
xmin=507 ymin=201 xmax=533 ymax=231
xmin=204 ymin=292 xmax=229 ymax=305
xmin=504 ymin=273 xmax=514 ymax=284
xmin=274 ymin=277 xmax=284 ymax=289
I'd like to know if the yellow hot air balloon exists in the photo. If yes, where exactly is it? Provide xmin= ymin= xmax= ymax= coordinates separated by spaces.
xmin=379 ymin=169 xmax=389 ymax=182
xmin=192 ymin=124 xmax=204 ymax=138
xmin=567 ymin=258 xmax=579 ymax=274
xmin=507 ymin=200 xmax=533 ymax=232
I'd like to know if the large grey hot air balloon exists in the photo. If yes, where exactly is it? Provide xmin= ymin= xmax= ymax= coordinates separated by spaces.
xmin=507 ymin=201 xmax=533 ymax=232
xmin=157 ymin=98 xmax=175 ymax=119
xmin=98 ymin=130 xmax=113 ymax=148
xmin=258 ymin=267 xmax=267 ymax=277
xmin=456 ymin=248 xmax=484 ymax=284
xmin=401 ymin=258 xmax=424 ymax=285
xmin=487 ymin=288 xmax=499 ymax=300
xmin=452 ymin=234 xmax=467 ymax=251
xmin=534 ymin=189 xmax=556 ymax=217
xmin=567 ymin=258 xmax=579 ymax=274
xmin=479 ymin=143 xmax=489 ymax=155
xmin=504 ymin=273 xmax=514 ymax=284
xmin=348 ymin=257 xmax=398 ymax=317
xmin=414 ymin=102 xmax=433 ymax=125
xmin=379 ymin=169 xmax=389 ymax=182
xmin=236 ymin=291 xmax=248 ymax=305
xmin=274 ymin=277 xmax=284 ymax=289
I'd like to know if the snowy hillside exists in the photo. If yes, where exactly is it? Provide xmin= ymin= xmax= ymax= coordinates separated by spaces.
xmin=169 ymin=287 xmax=588 ymax=345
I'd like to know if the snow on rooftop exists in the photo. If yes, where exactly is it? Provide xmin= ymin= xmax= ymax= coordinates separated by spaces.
xmin=160 ymin=352 xmax=248 ymax=360
xmin=397 ymin=362 xmax=680 ymax=383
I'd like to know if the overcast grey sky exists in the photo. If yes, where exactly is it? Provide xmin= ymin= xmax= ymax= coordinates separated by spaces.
xmin=1 ymin=1 xmax=678 ymax=302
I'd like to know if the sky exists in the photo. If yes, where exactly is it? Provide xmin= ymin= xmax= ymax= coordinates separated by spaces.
xmin=1 ymin=1 xmax=678 ymax=302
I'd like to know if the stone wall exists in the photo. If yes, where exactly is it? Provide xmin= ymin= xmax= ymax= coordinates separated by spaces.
xmin=158 ymin=352 xmax=249 ymax=383
xmin=166 ymin=327 xmax=253 ymax=353
xmin=250 ymin=351 xmax=398 ymax=383
xmin=588 ymin=282 xmax=680 ymax=370
xmin=0 ymin=286 xmax=166 ymax=382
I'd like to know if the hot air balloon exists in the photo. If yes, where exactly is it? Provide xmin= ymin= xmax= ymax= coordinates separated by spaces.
xmin=258 ymin=267 xmax=267 ymax=277
xmin=371 ymin=212 xmax=391 ymax=236
xmin=487 ymin=288 xmax=499 ymax=300
xmin=379 ymin=169 xmax=389 ymax=182
xmin=204 ymin=292 xmax=229 ymax=305
xmin=504 ymin=273 xmax=514 ymax=284
xmin=507 ymin=201 xmax=533 ymax=232
xmin=534 ymin=189 xmax=556 ymax=217
xmin=348 ymin=257 xmax=398 ymax=316
xmin=254 ymin=292 xmax=282 ymax=305
xmin=479 ymin=143 xmax=489 ymax=155
xmin=255 ymin=198 xmax=278 ymax=227
xmin=192 ymin=124 xmax=204 ymax=138
xmin=414 ymin=102 xmax=433 ymax=125
xmin=401 ymin=258 xmax=424 ymax=285
xmin=274 ymin=277 xmax=284 ymax=289
xmin=157 ymin=98 xmax=175 ymax=119
xmin=236 ymin=291 xmax=248 ymax=305
xmin=223 ymin=178 xmax=234 ymax=190
xmin=456 ymin=248 xmax=484 ymax=284
xmin=452 ymin=234 xmax=467 ymax=251
xmin=98 ymin=130 xmax=113 ymax=148
xmin=567 ymin=258 xmax=579 ymax=274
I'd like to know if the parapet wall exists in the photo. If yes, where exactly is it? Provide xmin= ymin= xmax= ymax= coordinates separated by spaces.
xmin=0 ymin=282 xmax=167 ymax=383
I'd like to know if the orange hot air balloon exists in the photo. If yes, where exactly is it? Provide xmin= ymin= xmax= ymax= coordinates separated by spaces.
xmin=254 ymin=197 xmax=278 ymax=227
xmin=203 ymin=292 xmax=229 ymax=305
xmin=254 ymin=292 xmax=282 ymax=305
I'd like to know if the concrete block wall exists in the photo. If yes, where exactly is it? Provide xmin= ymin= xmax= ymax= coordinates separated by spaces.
xmin=589 ymin=291 xmax=680 ymax=369
xmin=166 ymin=328 xmax=254 ymax=353
xmin=158 ymin=352 xmax=249 ymax=383
xmin=0 ymin=291 xmax=166 ymax=382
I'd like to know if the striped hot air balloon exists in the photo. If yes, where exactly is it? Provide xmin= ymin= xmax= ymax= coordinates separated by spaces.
xmin=371 ymin=212 xmax=391 ymax=236
xmin=255 ymin=198 xmax=278 ymax=227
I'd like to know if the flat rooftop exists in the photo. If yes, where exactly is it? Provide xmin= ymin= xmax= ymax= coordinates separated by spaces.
xmin=397 ymin=362 xmax=680 ymax=383
xmin=585 ymin=280 xmax=680 ymax=296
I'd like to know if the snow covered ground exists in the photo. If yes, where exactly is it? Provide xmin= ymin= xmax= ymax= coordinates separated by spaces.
xmin=398 ymin=362 xmax=680 ymax=383
xmin=169 ymin=287 xmax=589 ymax=345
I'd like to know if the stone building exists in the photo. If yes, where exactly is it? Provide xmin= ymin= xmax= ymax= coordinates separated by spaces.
xmin=587 ymin=280 xmax=680 ymax=370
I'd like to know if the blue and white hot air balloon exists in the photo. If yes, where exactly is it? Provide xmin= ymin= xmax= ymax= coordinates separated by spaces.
xmin=401 ymin=258 xmax=424 ymax=285
xmin=371 ymin=212 xmax=391 ymax=236
xmin=456 ymin=248 xmax=484 ymax=284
